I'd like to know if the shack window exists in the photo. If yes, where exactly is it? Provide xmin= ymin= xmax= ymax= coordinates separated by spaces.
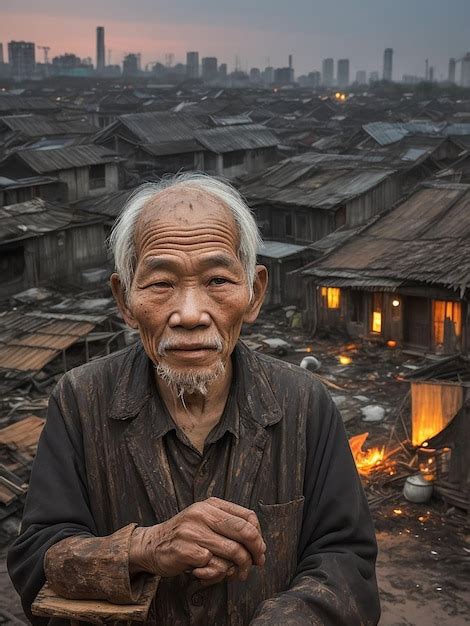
xmin=433 ymin=300 xmax=462 ymax=346
xmin=321 ymin=287 xmax=341 ymax=309
xmin=285 ymin=214 xmax=293 ymax=237
xmin=89 ymin=164 xmax=106 ymax=189
xmin=0 ymin=243 xmax=25 ymax=282
xmin=371 ymin=293 xmax=383 ymax=334
xmin=223 ymin=151 xmax=245 ymax=168
xmin=204 ymin=152 xmax=217 ymax=172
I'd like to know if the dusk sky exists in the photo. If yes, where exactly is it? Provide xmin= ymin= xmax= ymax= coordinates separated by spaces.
xmin=2 ymin=0 xmax=470 ymax=79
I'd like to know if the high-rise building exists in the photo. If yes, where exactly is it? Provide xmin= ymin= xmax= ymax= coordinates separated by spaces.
xmin=337 ymin=59 xmax=349 ymax=88
xmin=123 ymin=53 xmax=139 ymax=76
xmin=0 ymin=43 xmax=3 ymax=64
xmin=96 ymin=26 xmax=105 ymax=74
xmin=218 ymin=63 xmax=227 ymax=80
xmin=448 ymin=58 xmax=456 ymax=84
xmin=383 ymin=48 xmax=393 ymax=81
xmin=250 ymin=67 xmax=261 ymax=82
xmin=308 ymin=71 xmax=321 ymax=88
xmin=8 ymin=41 xmax=35 ymax=80
xmin=369 ymin=71 xmax=379 ymax=84
xmin=274 ymin=67 xmax=293 ymax=84
xmin=263 ymin=66 xmax=274 ymax=83
xmin=429 ymin=66 xmax=434 ymax=83
xmin=201 ymin=57 xmax=218 ymax=82
xmin=186 ymin=51 xmax=199 ymax=79
xmin=461 ymin=53 xmax=470 ymax=88
xmin=322 ymin=58 xmax=334 ymax=87
xmin=356 ymin=70 xmax=367 ymax=85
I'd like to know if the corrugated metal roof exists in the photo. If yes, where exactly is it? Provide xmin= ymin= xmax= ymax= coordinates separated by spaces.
xmin=194 ymin=124 xmax=278 ymax=154
xmin=240 ymin=152 xmax=390 ymax=205
xmin=0 ymin=114 xmax=96 ymax=137
xmin=116 ymin=111 xmax=208 ymax=143
xmin=73 ymin=190 xmax=132 ymax=219
xmin=364 ymin=121 xmax=470 ymax=146
xmin=0 ymin=311 xmax=102 ymax=373
xmin=258 ymin=240 xmax=309 ymax=259
xmin=302 ymin=182 xmax=470 ymax=293
xmin=9 ymin=145 xmax=121 ymax=174
xmin=140 ymin=139 xmax=203 ymax=156
xmin=242 ymin=159 xmax=394 ymax=210
xmin=401 ymin=148 xmax=429 ymax=162
xmin=0 ymin=198 xmax=103 ymax=244
xmin=0 ymin=96 xmax=57 ymax=113
xmin=210 ymin=114 xmax=253 ymax=126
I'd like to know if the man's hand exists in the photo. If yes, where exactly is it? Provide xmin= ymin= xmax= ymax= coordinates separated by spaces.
xmin=129 ymin=497 xmax=265 ymax=585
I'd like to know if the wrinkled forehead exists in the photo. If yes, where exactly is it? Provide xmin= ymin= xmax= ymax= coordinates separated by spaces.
xmin=134 ymin=187 xmax=238 ymax=246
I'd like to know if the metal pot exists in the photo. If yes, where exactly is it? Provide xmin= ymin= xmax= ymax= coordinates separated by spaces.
xmin=403 ymin=473 xmax=433 ymax=503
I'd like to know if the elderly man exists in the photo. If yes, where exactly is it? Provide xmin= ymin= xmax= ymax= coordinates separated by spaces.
xmin=8 ymin=174 xmax=380 ymax=625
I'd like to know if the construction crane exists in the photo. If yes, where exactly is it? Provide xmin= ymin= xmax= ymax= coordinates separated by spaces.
xmin=37 ymin=45 xmax=50 ymax=77
xmin=37 ymin=45 xmax=50 ymax=65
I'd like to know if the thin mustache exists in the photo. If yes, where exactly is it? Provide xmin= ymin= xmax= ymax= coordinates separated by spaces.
xmin=157 ymin=337 xmax=223 ymax=355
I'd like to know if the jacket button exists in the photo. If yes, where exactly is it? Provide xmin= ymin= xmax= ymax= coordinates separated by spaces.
xmin=191 ymin=592 xmax=204 ymax=607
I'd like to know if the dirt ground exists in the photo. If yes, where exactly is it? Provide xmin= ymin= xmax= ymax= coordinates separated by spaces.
xmin=1 ymin=311 xmax=469 ymax=625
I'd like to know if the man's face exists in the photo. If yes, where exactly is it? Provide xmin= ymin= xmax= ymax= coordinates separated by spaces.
xmin=112 ymin=188 xmax=266 ymax=387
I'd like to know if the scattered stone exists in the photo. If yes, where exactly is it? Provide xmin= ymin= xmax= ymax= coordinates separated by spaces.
xmin=332 ymin=395 xmax=348 ymax=409
xmin=361 ymin=405 xmax=386 ymax=422
xmin=300 ymin=356 xmax=321 ymax=371
xmin=353 ymin=395 xmax=369 ymax=402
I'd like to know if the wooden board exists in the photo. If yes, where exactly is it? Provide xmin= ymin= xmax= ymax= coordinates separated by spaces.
xmin=0 ymin=415 xmax=45 ymax=451
xmin=32 ymin=579 xmax=159 ymax=624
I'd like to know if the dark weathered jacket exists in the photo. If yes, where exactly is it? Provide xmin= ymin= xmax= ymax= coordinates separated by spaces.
xmin=8 ymin=341 xmax=380 ymax=625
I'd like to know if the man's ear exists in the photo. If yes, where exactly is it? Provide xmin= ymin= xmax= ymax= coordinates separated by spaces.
xmin=110 ymin=273 xmax=138 ymax=329
xmin=243 ymin=265 xmax=268 ymax=324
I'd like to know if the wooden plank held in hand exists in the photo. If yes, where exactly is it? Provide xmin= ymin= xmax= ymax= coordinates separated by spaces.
xmin=32 ymin=579 xmax=159 ymax=625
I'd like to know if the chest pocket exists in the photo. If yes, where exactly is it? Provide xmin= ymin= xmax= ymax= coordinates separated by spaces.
xmin=257 ymin=496 xmax=305 ymax=596
xmin=227 ymin=497 xmax=305 ymax=625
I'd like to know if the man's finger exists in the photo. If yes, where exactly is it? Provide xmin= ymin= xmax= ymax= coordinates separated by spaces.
xmin=204 ymin=509 xmax=266 ymax=566
xmin=192 ymin=555 xmax=235 ymax=580
xmin=206 ymin=498 xmax=262 ymax=535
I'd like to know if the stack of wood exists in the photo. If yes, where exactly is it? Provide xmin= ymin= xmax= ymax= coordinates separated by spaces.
xmin=0 ymin=415 xmax=45 ymax=520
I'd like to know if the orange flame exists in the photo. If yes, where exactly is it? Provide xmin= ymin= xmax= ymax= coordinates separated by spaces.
xmin=338 ymin=355 xmax=352 ymax=365
xmin=349 ymin=432 xmax=385 ymax=474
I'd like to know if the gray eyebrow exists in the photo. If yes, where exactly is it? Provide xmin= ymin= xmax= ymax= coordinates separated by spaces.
xmin=142 ymin=253 xmax=239 ymax=273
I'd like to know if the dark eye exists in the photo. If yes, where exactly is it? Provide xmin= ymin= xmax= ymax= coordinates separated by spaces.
xmin=209 ymin=277 xmax=230 ymax=285
xmin=152 ymin=281 xmax=172 ymax=288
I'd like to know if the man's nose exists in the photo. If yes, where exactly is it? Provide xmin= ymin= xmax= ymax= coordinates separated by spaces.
xmin=168 ymin=288 xmax=211 ymax=329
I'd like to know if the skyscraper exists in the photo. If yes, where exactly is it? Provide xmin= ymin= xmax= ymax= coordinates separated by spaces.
xmin=322 ymin=58 xmax=334 ymax=87
xmin=186 ymin=51 xmax=199 ymax=79
xmin=218 ymin=63 xmax=227 ymax=80
xmin=356 ymin=70 xmax=367 ymax=85
xmin=448 ymin=58 xmax=456 ymax=84
xmin=0 ymin=43 xmax=3 ymax=65
xmin=461 ymin=53 xmax=470 ymax=88
xmin=201 ymin=57 xmax=218 ymax=82
xmin=8 ymin=41 xmax=35 ymax=80
xmin=337 ymin=59 xmax=350 ymax=88
xmin=383 ymin=48 xmax=393 ymax=81
xmin=123 ymin=53 xmax=139 ymax=76
xmin=96 ymin=26 xmax=105 ymax=74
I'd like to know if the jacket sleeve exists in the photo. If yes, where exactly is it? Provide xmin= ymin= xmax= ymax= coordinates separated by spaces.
xmin=251 ymin=382 xmax=380 ymax=626
xmin=7 ymin=377 xmax=148 ymax=624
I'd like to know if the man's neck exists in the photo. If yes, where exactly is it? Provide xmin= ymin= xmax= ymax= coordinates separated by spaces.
xmin=155 ymin=359 xmax=233 ymax=453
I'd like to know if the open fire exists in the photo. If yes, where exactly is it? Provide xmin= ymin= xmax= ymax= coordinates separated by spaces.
xmin=349 ymin=432 xmax=385 ymax=475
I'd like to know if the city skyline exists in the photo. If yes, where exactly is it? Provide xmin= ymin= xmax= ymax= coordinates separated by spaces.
xmin=1 ymin=0 xmax=470 ymax=79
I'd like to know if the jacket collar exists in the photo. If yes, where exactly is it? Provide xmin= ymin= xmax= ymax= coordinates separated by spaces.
xmin=108 ymin=340 xmax=282 ymax=429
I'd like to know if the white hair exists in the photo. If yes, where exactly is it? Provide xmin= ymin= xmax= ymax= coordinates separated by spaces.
xmin=108 ymin=172 xmax=262 ymax=299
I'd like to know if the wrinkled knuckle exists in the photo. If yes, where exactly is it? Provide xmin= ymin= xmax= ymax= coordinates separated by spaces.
xmin=241 ymin=523 xmax=258 ymax=541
